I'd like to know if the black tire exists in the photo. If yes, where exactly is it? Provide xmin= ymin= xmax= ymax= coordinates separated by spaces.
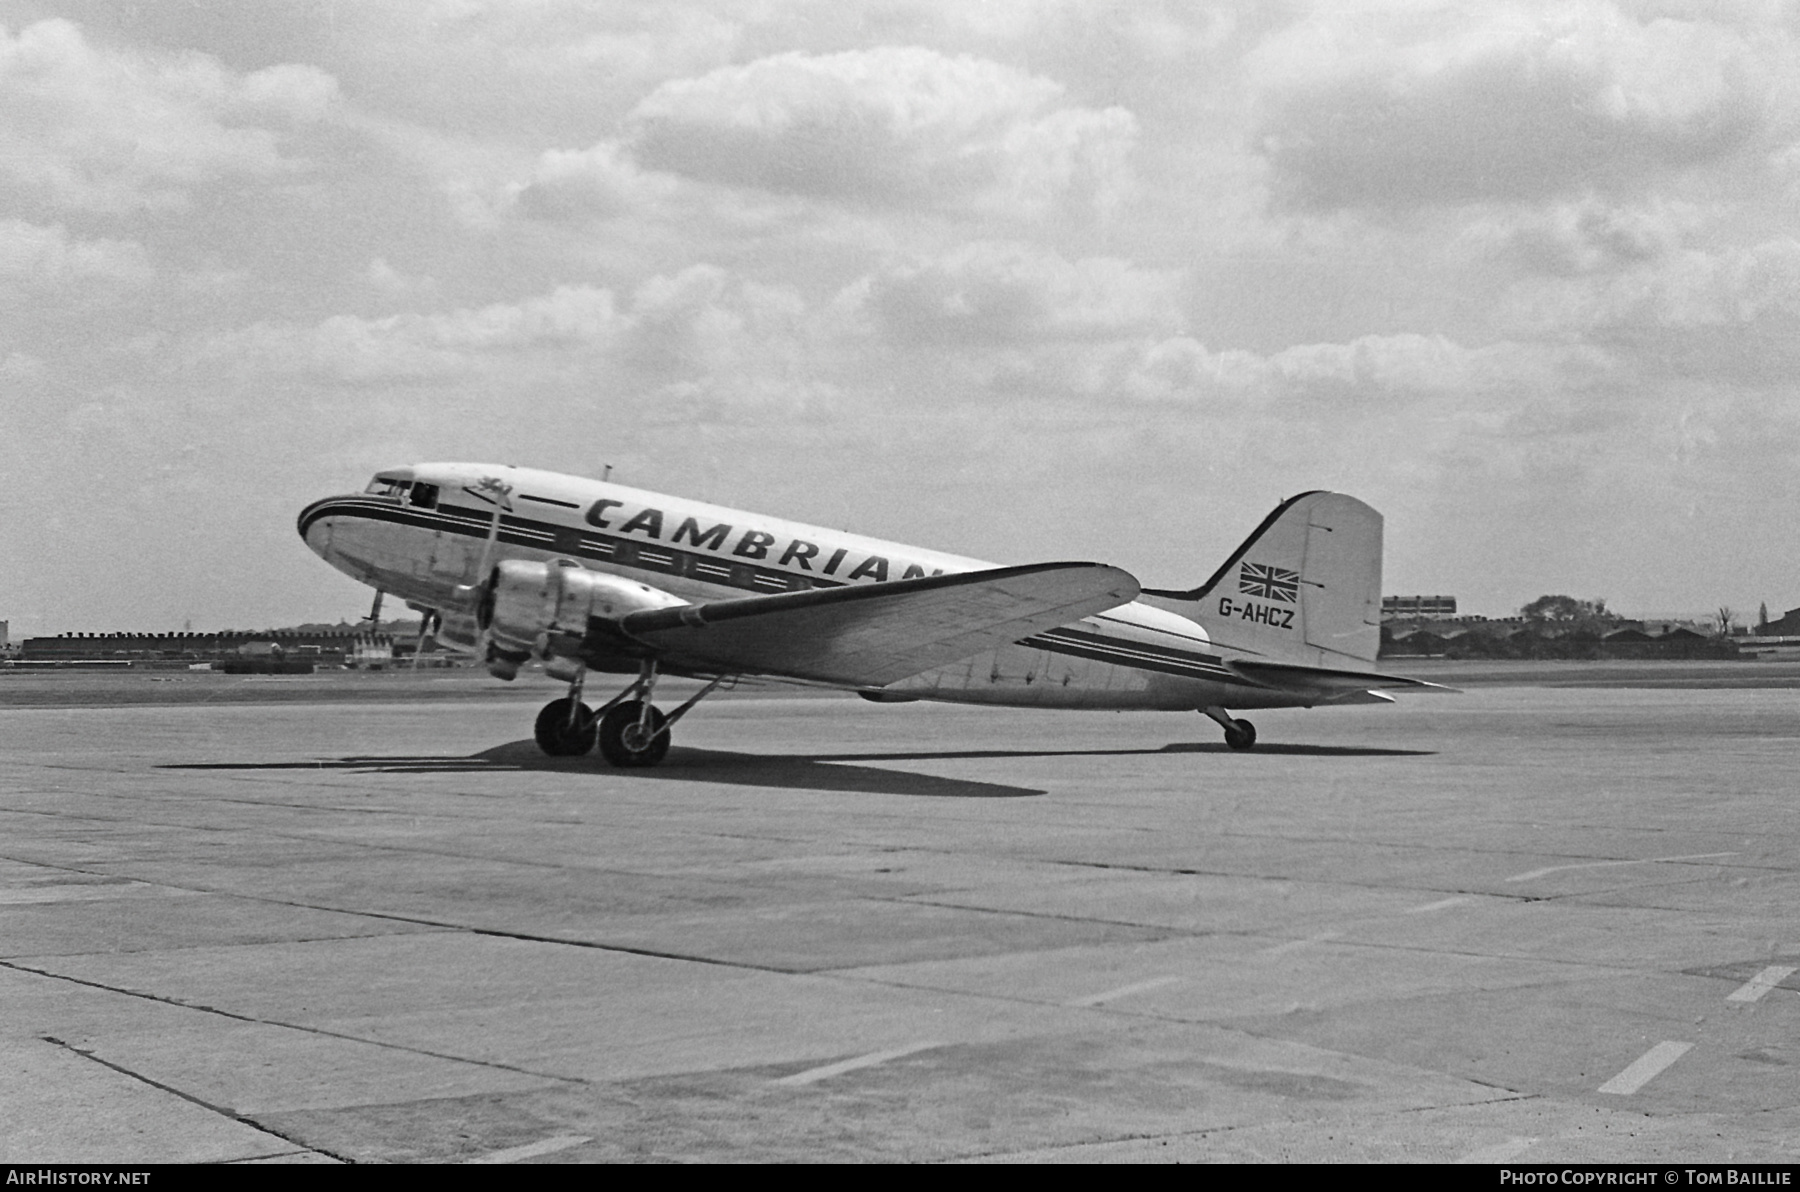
xmin=1224 ymin=718 xmax=1257 ymax=750
xmin=597 ymin=701 xmax=670 ymax=767
xmin=534 ymin=698 xmax=595 ymax=757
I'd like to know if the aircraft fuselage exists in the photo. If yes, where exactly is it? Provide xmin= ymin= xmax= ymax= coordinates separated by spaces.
xmin=297 ymin=462 xmax=1315 ymax=712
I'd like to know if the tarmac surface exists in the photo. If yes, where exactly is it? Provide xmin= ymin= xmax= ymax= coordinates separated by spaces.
xmin=2 ymin=663 xmax=1797 ymax=1163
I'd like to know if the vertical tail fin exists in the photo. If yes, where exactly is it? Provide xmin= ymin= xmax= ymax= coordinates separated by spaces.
xmin=1143 ymin=491 xmax=1384 ymax=669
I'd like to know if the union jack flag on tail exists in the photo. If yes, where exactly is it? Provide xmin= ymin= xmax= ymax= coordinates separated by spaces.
xmin=1239 ymin=561 xmax=1299 ymax=603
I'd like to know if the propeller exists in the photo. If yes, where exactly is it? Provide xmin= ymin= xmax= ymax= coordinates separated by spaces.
xmin=410 ymin=609 xmax=439 ymax=669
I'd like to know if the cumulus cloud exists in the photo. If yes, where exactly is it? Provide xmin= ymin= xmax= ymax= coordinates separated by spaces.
xmin=849 ymin=241 xmax=1184 ymax=346
xmin=333 ymin=0 xmax=741 ymax=133
xmin=622 ymin=46 xmax=1137 ymax=220
xmin=1496 ymin=234 xmax=1800 ymax=380
xmin=0 ymin=220 xmax=152 ymax=286
xmin=184 ymin=285 xmax=623 ymax=383
xmin=1505 ymin=235 xmax=1800 ymax=329
xmin=512 ymin=141 xmax=677 ymax=224
xmin=1469 ymin=195 xmax=1701 ymax=275
xmin=1250 ymin=2 xmax=1787 ymax=211
xmin=1 ymin=350 xmax=47 ymax=379
xmin=1093 ymin=332 xmax=1615 ymax=411
xmin=179 ymin=268 xmax=820 ymax=396
xmin=0 ymin=18 xmax=338 ymax=213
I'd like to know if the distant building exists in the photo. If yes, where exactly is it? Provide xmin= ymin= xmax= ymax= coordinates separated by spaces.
xmin=15 ymin=629 xmax=360 ymax=665
xmin=1755 ymin=606 xmax=1800 ymax=636
xmin=1382 ymin=595 xmax=1457 ymax=619
xmin=350 ymin=631 xmax=394 ymax=668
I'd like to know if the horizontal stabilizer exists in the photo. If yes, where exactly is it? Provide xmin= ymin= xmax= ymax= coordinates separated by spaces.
xmin=618 ymin=562 xmax=1141 ymax=687
xmin=1224 ymin=659 xmax=1459 ymax=698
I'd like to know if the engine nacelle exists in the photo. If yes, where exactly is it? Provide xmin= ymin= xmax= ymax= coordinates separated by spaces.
xmin=478 ymin=559 xmax=688 ymax=680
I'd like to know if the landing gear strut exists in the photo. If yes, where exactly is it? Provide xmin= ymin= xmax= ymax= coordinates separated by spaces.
xmin=1201 ymin=706 xmax=1257 ymax=750
xmin=531 ymin=660 xmax=726 ymax=767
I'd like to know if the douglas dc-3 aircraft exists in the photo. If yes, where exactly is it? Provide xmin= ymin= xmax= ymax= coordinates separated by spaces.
xmin=298 ymin=464 xmax=1444 ymax=766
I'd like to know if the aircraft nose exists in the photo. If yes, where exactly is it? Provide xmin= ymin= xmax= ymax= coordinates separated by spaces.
xmin=296 ymin=494 xmax=348 ymax=558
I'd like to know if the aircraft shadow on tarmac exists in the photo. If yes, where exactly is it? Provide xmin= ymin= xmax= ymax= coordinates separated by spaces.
xmin=160 ymin=739 xmax=1431 ymax=801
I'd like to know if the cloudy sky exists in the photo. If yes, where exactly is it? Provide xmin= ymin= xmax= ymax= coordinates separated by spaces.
xmin=3 ymin=0 xmax=1798 ymax=636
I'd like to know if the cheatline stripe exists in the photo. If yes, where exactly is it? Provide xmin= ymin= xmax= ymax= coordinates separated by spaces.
xmin=1031 ymin=631 xmax=1236 ymax=678
xmin=1044 ymin=623 xmax=1229 ymax=659
xmin=1040 ymin=626 xmax=1234 ymax=672
xmin=1092 ymin=611 xmax=1208 ymax=643
xmin=303 ymin=499 xmax=810 ymax=592
xmin=1025 ymin=638 xmax=1258 ymax=687
xmin=303 ymin=498 xmax=558 ymax=545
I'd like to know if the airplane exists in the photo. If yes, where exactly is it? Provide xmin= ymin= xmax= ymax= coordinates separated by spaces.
xmin=297 ymin=464 xmax=1445 ymax=766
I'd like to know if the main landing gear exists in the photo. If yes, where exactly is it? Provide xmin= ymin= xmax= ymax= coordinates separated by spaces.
xmin=1201 ymin=706 xmax=1257 ymax=751
xmin=532 ymin=660 xmax=723 ymax=768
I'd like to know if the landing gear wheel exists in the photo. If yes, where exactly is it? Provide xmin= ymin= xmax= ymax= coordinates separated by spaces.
xmin=1223 ymin=718 xmax=1257 ymax=751
xmin=597 ymin=701 xmax=669 ymax=768
xmin=534 ymin=698 xmax=595 ymax=756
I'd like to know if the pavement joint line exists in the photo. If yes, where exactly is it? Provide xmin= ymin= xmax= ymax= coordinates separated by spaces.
xmin=886 ymin=893 xmax=1200 ymax=934
xmin=2 ymin=800 xmax=957 ymax=896
xmin=770 ymin=1041 xmax=941 ymax=1087
xmin=465 ymin=1134 xmax=593 ymax=1164
xmin=39 ymin=1035 xmax=350 ymax=1164
xmin=1598 ymin=1040 xmax=1692 ymax=1094
xmin=1040 ymin=856 xmax=1553 ymax=901
xmin=1065 ymin=975 xmax=1182 ymax=1007
xmin=16 ymin=860 xmax=817 ymax=976
xmin=0 ymin=854 xmax=1674 ymax=990
xmin=1260 ymin=930 xmax=1343 ymax=957
xmin=0 ymin=853 xmax=812 ymax=974
xmin=2 ymin=959 xmax=584 ymax=1086
xmin=463 ymin=926 xmax=795 ymax=972
xmin=1726 ymin=965 xmax=1797 ymax=1003
xmin=1505 ymin=852 xmax=1740 ymax=883
xmin=955 ymin=1091 xmax=1539 ymax=1162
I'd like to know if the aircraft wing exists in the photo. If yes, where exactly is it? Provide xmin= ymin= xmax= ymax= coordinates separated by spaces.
xmin=613 ymin=562 xmax=1141 ymax=687
xmin=1224 ymin=659 xmax=1459 ymax=699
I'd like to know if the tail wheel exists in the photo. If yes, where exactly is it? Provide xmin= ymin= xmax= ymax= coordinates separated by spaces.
xmin=598 ymin=701 xmax=669 ymax=768
xmin=534 ymin=698 xmax=595 ymax=756
xmin=1224 ymin=718 xmax=1257 ymax=750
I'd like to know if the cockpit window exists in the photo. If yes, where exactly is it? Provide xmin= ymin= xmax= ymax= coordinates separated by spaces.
xmin=365 ymin=476 xmax=412 ymax=499
xmin=408 ymin=482 xmax=439 ymax=509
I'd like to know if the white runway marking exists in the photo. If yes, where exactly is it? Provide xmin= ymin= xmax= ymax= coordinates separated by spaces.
xmin=1260 ymin=930 xmax=1342 ymax=957
xmin=1726 ymin=965 xmax=1797 ymax=1003
xmin=1505 ymin=852 xmax=1737 ymax=883
xmin=772 ymin=1041 xmax=940 ymax=1087
xmin=466 ymin=1135 xmax=592 ymax=1164
xmin=1065 ymin=976 xmax=1181 ymax=1007
xmin=1458 ymin=1137 xmax=1537 ymax=1163
xmin=1598 ymin=1041 xmax=1692 ymax=1094
xmin=1406 ymin=896 xmax=1472 ymax=914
